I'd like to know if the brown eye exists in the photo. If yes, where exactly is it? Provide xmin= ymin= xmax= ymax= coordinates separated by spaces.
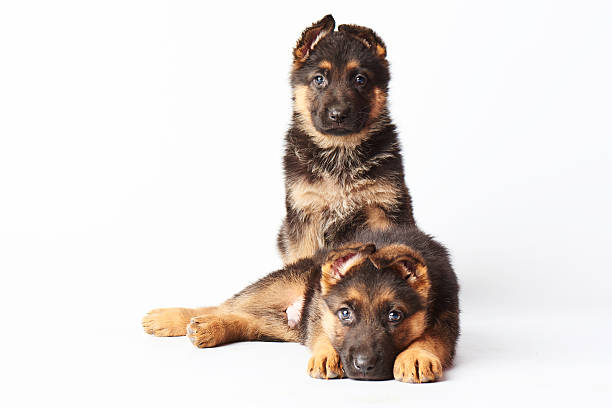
xmin=354 ymin=74 xmax=367 ymax=87
xmin=388 ymin=310 xmax=402 ymax=323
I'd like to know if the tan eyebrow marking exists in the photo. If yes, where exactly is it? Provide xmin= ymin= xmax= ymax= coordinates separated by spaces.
xmin=346 ymin=59 xmax=360 ymax=71
xmin=318 ymin=60 xmax=332 ymax=70
xmin=346 ymin=288 xmax=365 ymax=303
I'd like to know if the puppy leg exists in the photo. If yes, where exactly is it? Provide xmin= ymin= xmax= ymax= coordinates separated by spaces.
xmin=393 ymin=337 xmax=444 ymax=383
xmin=186 ymin=310 xmax=273 ymax=348
xmin=143 ymin=260 xmax=314 ymax=344
xmin=205 ymin=262 xmax=315 ymax=344
xmin=393 ymin=312 xmax=458 ymax=383
xmin=306 ymin=334 xmax=344 ymax=379
xmin=142 ymin=306 xmax=218 ymax=337
xmin=186 ymin=269 xmax=310 ymax=348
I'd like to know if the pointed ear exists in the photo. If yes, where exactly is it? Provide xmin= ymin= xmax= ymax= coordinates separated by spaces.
xmin=321 ymin=242 xmax=376 ymax=294
xmin=337 ymin=24 xmax=387 ymax=58
xmin=369 ymin=244 xmax=430 ymax=299
xmin=294 ymin=14 xmax=335 ymax=64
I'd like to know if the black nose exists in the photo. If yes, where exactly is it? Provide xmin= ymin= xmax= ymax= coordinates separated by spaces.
xmin=328 ymin=106 xmax=349 ymax=123
xmin=353 ymin=353 xmax=377 ymax=374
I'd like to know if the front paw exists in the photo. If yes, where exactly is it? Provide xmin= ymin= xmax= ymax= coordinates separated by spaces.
xmin=186 ymin=316 xmax=225 ymax=348
xmin=393 ymin=347 xmax=442 ymax=383
xmin=307 ymin=348 xmax=344 ymax=379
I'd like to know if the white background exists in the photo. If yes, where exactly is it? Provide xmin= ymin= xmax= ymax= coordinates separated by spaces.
xmin=1 ymin=1 xmax=611 ymax=406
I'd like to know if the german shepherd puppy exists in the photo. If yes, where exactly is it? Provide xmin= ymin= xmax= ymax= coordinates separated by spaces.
xmin=278 ymin=15 xmax=417 ymax=265
xmin=143 ymin=226 xmax=459 ymax=382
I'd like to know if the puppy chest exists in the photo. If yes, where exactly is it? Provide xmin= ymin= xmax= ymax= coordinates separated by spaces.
xmin=288 ymin=178 xmax=399 ymax=221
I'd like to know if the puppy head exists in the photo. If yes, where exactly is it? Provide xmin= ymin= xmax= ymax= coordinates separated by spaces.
xmin=291 ymin=15 xmax=390 ymax=148
xmin=319 ymin=243 xmax=430 ymax=380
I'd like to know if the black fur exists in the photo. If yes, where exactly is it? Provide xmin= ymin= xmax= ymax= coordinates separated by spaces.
xmin=296 ymin=225 xmax=460 ymax=379
xmin=278 ymin=18 xmax=417 ymax=261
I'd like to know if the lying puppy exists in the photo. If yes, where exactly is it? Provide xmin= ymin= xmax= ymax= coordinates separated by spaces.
xmin=143 ymin=226 xmax=459 ymax=383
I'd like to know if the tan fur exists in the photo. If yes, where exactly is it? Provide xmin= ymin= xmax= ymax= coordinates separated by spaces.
xmin=406 ymin=264 xmax=430 ymax=300
xmin=408 ymin=336 xmax=451 ymax=365
xmin=320 ymin=307 xmax=348 ymax=352
xmin=228 ymin=276 xmax=305 ymax=315
xmin=370 ymin=244 xmax=426 ymax=263
xmin=290 ymin=177 xmax=399 ymax=215
xmin=186 ymin=307 xmax=301 ymax=347
xmin=345 ymin=287 xmax=364 ymax=303
xmin=187 ymin=312 xmax=240 ymax=347
xmin=346 ymin=59 xmax=359 ymax=71
xmin=393 ymin=317 xmax=455 ymax=383
xmin=216 ymin=275 xmax=306 ymax=343
xmin=369 ymin=244 xmax=431 ymax=300
xmin=281 ymin=170 xmax=401 ymax=264
xmin=293 ymin=85 xmax=387 ymax=149
xmin=365 ymin=205 xmax=392 ymax=231
xmin=282 ymin=219 xmax=323 ymax=265
xmin=142 ymin=307 xmax=218 ymax=337
xmin=307 ymin=332 xmax=344 ymax=379
xmin=291 ymin=177 xmax=398 ymax=219
xmin=187 ymin=312 xmax=256 ymax=347
xmin=318 ymin=60 xmax=332 ymax=70
xmin=391 ymin=310 xmax=426 ymax=350
xmin=370 ymin=87 xmax=386 ymax=121
xmin=393 ymin=345 xmax=443 ymax=383
xmin=283 ymin=176 xmax=400 ymax=263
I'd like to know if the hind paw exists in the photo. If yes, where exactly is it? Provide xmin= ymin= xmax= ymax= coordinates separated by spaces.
xmin=186 ymin=316 xmax=227 ymax=348
xmin=142 ymin=308 xmax=191 ymax=337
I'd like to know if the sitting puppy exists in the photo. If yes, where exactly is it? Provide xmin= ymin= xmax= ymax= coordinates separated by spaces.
xmin=143 ymin=226 xmax=459 ymax=383
xmin=278 ymin=14 xmax=418 ymax=264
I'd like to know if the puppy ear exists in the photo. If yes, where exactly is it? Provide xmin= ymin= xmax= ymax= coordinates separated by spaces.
xmin=337 ymin=24 xmax=387 ymax=58
xmin=321 ymin=242 xmax=376 ymax=294
xmin=294 ymin=14 xmax=335 ymax=64
xmin=369 ymin=245 xmax=430 ymax=299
